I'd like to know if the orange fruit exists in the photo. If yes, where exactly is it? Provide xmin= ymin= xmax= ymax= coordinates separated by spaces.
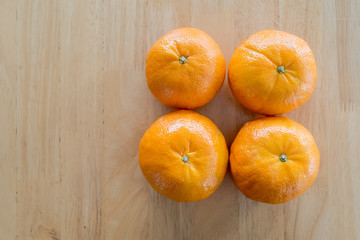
xmin=139 ymin=110 xmax=228 ymax=202
xmin=230 ymin=116 xmax=320 ymax=204
xmin=228 ymin=30 xmax=317 ymax=115
xmin=145 ymin=28 xmax=226 ymax=109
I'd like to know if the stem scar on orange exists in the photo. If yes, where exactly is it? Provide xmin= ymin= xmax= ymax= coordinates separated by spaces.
xmin=145 ymin=28 xmax=226 ymax=109
xmin=228 ymin=30 xmax=317 ymax=115
xmin=139 ymin=110 xmax=228 ymax=202
xmin=230 ymin=116 xmax=320 ymax=204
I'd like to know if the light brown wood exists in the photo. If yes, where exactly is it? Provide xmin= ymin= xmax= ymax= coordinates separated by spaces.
xmin=1 ymin=0 xmax=359 ymax=239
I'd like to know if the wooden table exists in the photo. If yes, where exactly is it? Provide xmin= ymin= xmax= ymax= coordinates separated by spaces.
xmin=1 ymin=0 xmax=359 ymax=239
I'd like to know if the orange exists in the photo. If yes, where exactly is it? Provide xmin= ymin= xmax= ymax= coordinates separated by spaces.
xmin=139 ymin=110 xmax=228 ymax=202
xmin=228 ymin=30 xmax=317 ymax=115
xmin=145 ymin=28 xmax=226 ymax=109
xmin=230 ymin=117 xmax=320 ymax=204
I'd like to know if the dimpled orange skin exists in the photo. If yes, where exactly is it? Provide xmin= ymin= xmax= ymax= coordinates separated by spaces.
xmin=230 ymin=117 xmax=320 ymax=204
xmin=145 ymin=28 xmax=226 ymax=109
xmin=228 ymin=30 xmax=317 ymax=115
xmin=139 ymin=110 xmax=228 ymax=202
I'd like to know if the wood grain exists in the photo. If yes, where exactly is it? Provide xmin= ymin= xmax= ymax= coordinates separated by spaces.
xmin=0 ymin=0 xmax=359 ymax=239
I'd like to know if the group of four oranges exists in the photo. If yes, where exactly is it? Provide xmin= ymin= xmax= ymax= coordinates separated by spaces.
xmin=139 ymin=28 xmax=320 ymax=204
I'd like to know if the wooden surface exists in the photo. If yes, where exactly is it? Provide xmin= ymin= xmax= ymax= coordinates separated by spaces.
xmin=1 ymin=0 xmax=360 ymax=239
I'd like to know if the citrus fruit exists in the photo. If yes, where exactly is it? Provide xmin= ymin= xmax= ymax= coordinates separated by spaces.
xmin=228 ymin=30 xmax=317 ymax=115
xmin=139 ymin=110 xmax=228 ymax=202
xmin=145 ymin=28 xmax=226 ymax=109
xmin=230 ymin=116 xmax=320 ymax=204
